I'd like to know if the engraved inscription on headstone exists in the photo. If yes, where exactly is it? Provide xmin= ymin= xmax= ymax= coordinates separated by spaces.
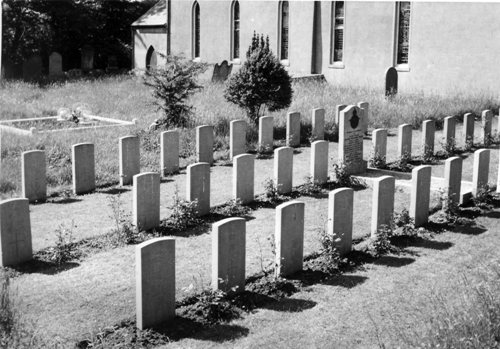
xmin=339 ymin=105 xmax=367 ymax=174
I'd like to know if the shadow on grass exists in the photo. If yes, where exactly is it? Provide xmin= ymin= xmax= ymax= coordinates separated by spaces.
xmin=97 ymin=187 xmax=129 ymax=195
xmin=484 ymin=210 xmax=500 ymax=219
xmin=6 ymin=258 xmax=80 ymax=276
xmin=46 ymin=196 xmax=82 ymax=204
xmin=373 ymin=255 xmax=415 ymax=268
xmin=391 ymin=235 xmax=454 ymax=250
xmin=158 ymin=318 xmax=250 ymax=342
xmin=261 ymin=298 xmax=316 ymax=312
xmin=452 ymin=224 xmax=488 ymax=235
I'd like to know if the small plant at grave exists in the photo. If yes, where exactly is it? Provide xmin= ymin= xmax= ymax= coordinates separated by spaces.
xmin=439 ymin=137 xmax=458 ymax=158
xmin=261 ymin=178 xmax=287 ymax=205
xmin=369 ymin=151 xmax=387 ymax=169
xmin=143 ymin=54 xmax=208 ymax=128
xmin=437 ymin=188 xmax=461 ymax=224
xmin=368 ymin=218 xmax=395 ymax=257
xmin=255 ymin=144 xmax=273 ymax=158
xmin=0 ymin=274 xmax=16 ymax=345
xmin=315 ymin=222 xmax=343 ymax=274
xmin=48 ymin=223 xmax=79 ymax=265
xmin=224 ymin=32 xmax=293 ymax=124
xmin=332 ymin=161 xmax=352 ymax=187
xmin=394 ymin=208 xmax=418 ymax=237
xmin=464 ymin=136 xmax=474 ymax=152
xmin=108 ymin=194 xmax=141 ymax=245
xmin=163 ymin=187 xmax=202 ymax=232
xmin=421 ymin=144 xmax=436 ymax=164
xmin=391 ymin=152 xmax=412 ymax=172
xmin=296 ymin=176 xmax=324 ymax=196
xmin=472 ymin=184 xmax=495 ymax=209
xmin=212 ymin=199 xmax=250 ymax=217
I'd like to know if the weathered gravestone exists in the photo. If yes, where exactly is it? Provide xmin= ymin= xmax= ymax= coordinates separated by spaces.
xmin=311 ymin=108 xmax=325 ymax=141
xmin=230 ymin=120 xmax=247 ymax=159
xmin=133 ymin=172 xmax=160 ymax=231
xmin=327 ymin=188 xmax=353 ymax=256
xmin=212 ymin=218 xmax=246 ymax=293
xmin=72 ymin=143 xmax=95 ymax=195
xmin=275 ymin=201 xmax=305 ymax=277
xmin=196 ymin=125 xmax=214 ymax=165
xmin=136 ymin=237 xmax=175 ymax=330
xmin=49 ymin=52 xmax=63 ymax=77
xmin=187 ymin=162 xmax=211 ymax=216
xmin=212 ymin=60 xmax=233 ymax=82
xmin=444 ymin=157 xmax=462 ymax=207
xmin=22 ymin=150 xmax=46 ymax=203
xmin=398 ymin=124 xmax=412 ymax=159
xmin=160 ymin=130 xmax=179 ymax=175
xmin=81 ymin=45 xmax=94 ymax=71
xmin=385 ymin=67 xmax=398 ymax=97
xmin=339 ymin=105 xmax=367 ymax=174
xmin=233 ymin=154 xmax=254 ymax=204
xmin=0 ymin=198 xmax=32 ymax=267
xmin=258 ymin=116 xmax=274 ymax=152
xmin=371 ymin=176 xmax=395 ymax=237
xmin=119 ymin=136 xmax=140 ymax=186
xmin=410 ymin=165 xmax=432 ymax=227
xmin=274 ymin=147 xmax=293 ymax=194
xmin=472 ymin=149 xmax=490 ymax=197
xmin=286 ymin=112 xmax=301 ymax=147
xmin=22 ymin=55 xmax=42 ymax=80
xmin=310 ymin=140 xmax=329 ymax=185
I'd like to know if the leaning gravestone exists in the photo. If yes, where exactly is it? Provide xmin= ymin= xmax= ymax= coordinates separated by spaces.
xmin=339 ymin=105 xmax=367 ymax=174
xmin=22 ymin=55 xmax=42 ymax=81
xmin=385 ymin=67 xmax=398 ymax=97
xmin=0 ymin=198 xmax=32 ymax=267
xmin=136 ymin=237 xmax=175 ymax=330
xmin=212 ymin=60 xmax=233 ymax=82
xmin=81 ymin=45 xmax=94 ymax=71
xmin=49 ymin=52 xmax=63 ymax=77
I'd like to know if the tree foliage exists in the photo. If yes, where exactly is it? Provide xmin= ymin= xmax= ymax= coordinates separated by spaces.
xmin=143 ymin=55 xmax=208 ymax=128
xmin=224 ymin=33 xmax=293 ymax=123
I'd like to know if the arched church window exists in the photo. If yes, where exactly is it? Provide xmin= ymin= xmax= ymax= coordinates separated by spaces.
xmin=279 ymin=1 xmax=289 ymax=61
xmin=231 ymin=0 xmax=240 ymax=60
xmin=193 ymin=1 xmax=201 ymax=59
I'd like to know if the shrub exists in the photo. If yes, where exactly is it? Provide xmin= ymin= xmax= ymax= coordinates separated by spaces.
xmin=212 ymin=199 xmax=251 ymax=217
xmin=143 ymin=54 xmax=208 ymax=128
xmin=50 ymin=223 xmax=79 ymax=265
xmin=163 ymin=187 xmax=202 ymax=232
xmin=224 ymin=33 xmax=293 ymax=124
xmin=332 ymin=161 xmax=352 ymax=187
xmin=108 ymin=195 xmax=141 ymax=244
xmin=369 ymin=223 xmax=394 ymax=257
xmin=472 ymin=184 xmax=495 ymax=209
xmin=368 ymin=151 xmax=387 ymax=169
xmin=260 ymin=178 xmax=287 ymax=205
xmin=296 ymin=176 xmax=324 ymax=196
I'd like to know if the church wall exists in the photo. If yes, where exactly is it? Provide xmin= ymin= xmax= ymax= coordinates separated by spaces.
xmin=133 ymin=27 xmax=167 ymax=70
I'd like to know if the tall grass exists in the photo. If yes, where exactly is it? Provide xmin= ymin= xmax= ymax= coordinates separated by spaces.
xmin=1 ymin=75 xmax=499 ymax=198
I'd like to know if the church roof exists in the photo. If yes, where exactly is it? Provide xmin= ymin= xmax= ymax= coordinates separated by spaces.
xmin=132 ymin=0 xmax=167 ymax=27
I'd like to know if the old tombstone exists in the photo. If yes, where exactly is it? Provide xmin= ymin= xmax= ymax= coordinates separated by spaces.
xmin=136 ymin=237 xmax=175 ymax=330
xmin=212 ymin=218 xmax=246 ymax=293
xmin=258 ymin=116 xmax=274 ymax=152
xmin=22 ymin=55 xmax=42 ymax=80
xmin=327 ymin=188 xmax=353 ymax=256
xmin=49 ymin=52 xmax=63 ymax=77
xmin=422 ymin=120 xmax=435 ymax=158
xmin=0 ymin=198 xmax=32 ymax=267
xmin=274 ymin=147 xmax=293 ymax=194
xmin=233 ymin=154 xmax=254 ymax=204
xmin=463 ymin=113 xmax=475 ymax=148
xmin=357 ymin=101 xmax=369 ymax=134
xmin=311 ymin=108 xmax=325 ymax=141
xmin=230 ymin=120 xmax=247 ymax=159
xmin=22 ymin=150 xmax=46 ymax=202
xmin=444 ymin=157 xmax=462 ymax=207
xmin=160 ymin=130 xmax=179 ymax=175
xmin=275 ymin=201 xmax=305 ymax=277
xmin=196 ymin=125 xmax=214 ymax=165
xmin=398 ymin=124 xmax=412 ymax=159
xmin=371 ymin=176 xmax=395 ymax=237
xmin=443 ymin=116 xmax=456 ymax=150
xmin=286 ymin=112 xmax=301 ymax=147
xmin=497 ymin=149 xmax=500 ymax=194
xmin=72 ymin=143 xmax=95 ymax=195
xmin=310 ymin=140 xmax=329 ymax=185
xmin=81 ymin=45 xmax=94 ymax=71
xmin=119 ymin=136 xmax=140 ymax=186
xmin=385 ymin=67 xmax=398 ymax=97
xmin=482 ymin=110 xmax=492 ymax=145
xmin=372 ymin=128 xmax=387 ymax=164
xmin=472 ymin=149 xmax=490 ymax=197
xmin=335 ymin=104 xmax=347 ymax=124
xmin=133 ymin=172 xmax=160 ymax=231
xmin=212 ymin=60 xmax=233 ymax=82
xmin=187 ymin=162 xmax=211 ymax=216
xmin=339 ymin=105 xmax=367 ymax=174
xmin=410 ymin=165 xmax=432 ymax=227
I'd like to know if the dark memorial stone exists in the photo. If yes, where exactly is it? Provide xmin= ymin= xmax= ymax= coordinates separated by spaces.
xmin=385 ymin=67 xmax=398 ymax=97
xmin=212 ymin=60 xmax=233 ymax=82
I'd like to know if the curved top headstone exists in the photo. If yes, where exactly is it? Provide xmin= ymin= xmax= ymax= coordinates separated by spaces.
xmin=385 ymin=67 xmax=398 ymax=97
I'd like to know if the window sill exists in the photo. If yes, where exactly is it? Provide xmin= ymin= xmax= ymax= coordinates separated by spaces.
xmin=231 ymin=59 xmax=241 ymax=65
xmin=329 ymin=62 xmax=345 ymax=69
xmin=192 ymin=57 xmax=201 ymax=63
xmin=395 ymin=64 xmax=410 ymax=72
xmin=280 ymin=59 xmax=290 ymax=67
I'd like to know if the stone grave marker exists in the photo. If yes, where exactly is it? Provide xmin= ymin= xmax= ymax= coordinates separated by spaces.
xmin=422 ymin=120 xmax=435 ymax=158
xmin=274 ymin=147 xmax=293 ymax=194
xmin=339 ymin=105 xmax=367 ymax=174
xmin=444 ymin=157 xmax=462 ymax=207
xmin=119 ymin=136 xmax=140 ymax=186
xmin=133 ymin=172 xmax=160 ymax=231
xmin=49 ymin=52 xmax=63 ymax=77
xmin=410 ymin=165 xmax=432 ymax=227
xmin=230 ymin=120 xmax=247 ymax=159
xmin=357 ymin=101 xmax=369 ymax=134
xmin=0 ymin=198 xmax=32 ymax=267
xmin=464 ymin=113 xmax=475 ymax=148
xmin=212 ymin=218 xmax=246 ymax=293
xmin=311 ymin=140 xmax=328 ymax=184
xmin=327 ymin=188 xmax=353 ymax=256
xmin=385 ymin=67 xmax=398 ymax=97
xmin=286 ymin=112 xmax=301 ymax=147
xmin=233 ymin=154 xmax=254 ymax=204
xmin=81 ymin=45 xmax=94 ymax=71
xmin=196 ymin=125 xmax=214 ymax=165
xmin=72 ymin=143 xmax=95 ymax=195
xmin=398 ymin=124 xmax=412 ymax=159
xmin=160 ymin=130 xmax=179 ymax=175
xmin=443 ymin=116 xmax=456 ymax=150
xmin=372 ymin=128 xmax=387 ymax=164
xmin=187 ymin=162 xmax=211 ymax=216
xmin=275 ymin=201 xmax=305 ymax=277
xmin=335 ymin=104 xmax=347 ymax=124
xmin=497 ymin=149 xmax=500 ymax=194
xmin=371 ymin=176 xmax=395 ymax=237
xmin=212 ymin=60 xmax=233 ymax=82
xmin=472 ymin=149 xmax=490 ymax=197
xmin=22 ymin=55 xmax=42 ymax=80
xmin=136 ymin=237 xmax=175 ymax=330
xmin=258 ymin=116 xmax=274 ymax=152
xmin=311 ymin=108 xmax=325 ymax=141
xmin=22 ymin=150 xmax=46 ymax=202
xmin=482 ymin=110 xmax=492 ymax=145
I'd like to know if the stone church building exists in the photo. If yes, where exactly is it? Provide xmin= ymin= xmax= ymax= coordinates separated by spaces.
xmin=132 ymin=1 xmax=500 ymax=95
